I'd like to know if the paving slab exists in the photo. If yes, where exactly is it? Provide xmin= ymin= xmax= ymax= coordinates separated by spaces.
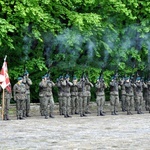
xmin=0 ymin=102 xmax=150 ymax=150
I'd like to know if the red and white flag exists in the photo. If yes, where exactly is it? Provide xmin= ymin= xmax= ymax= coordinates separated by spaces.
xmin=0 ymin=56 xmax=11 ymax=92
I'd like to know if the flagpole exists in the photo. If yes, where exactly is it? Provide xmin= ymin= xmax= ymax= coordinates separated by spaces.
xmin=1 ymin=89 xmax=5 ymax=120
xmin=1 ymin=55 xmax=7 ymax=120
xmin=4 ymin=55 xmax=7 ymax=61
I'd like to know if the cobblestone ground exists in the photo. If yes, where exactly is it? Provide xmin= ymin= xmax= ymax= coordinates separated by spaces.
xmin=0 ymin=103 xmax=150 ymax=150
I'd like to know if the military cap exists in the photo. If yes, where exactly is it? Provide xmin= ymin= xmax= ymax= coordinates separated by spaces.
xmin=42 ymin=76 xmax=46 ymax=79
xmin=24 ymin=70 xmax=29 ymax=75
xmin=136 ymin=77 xmax=141 ymax=81
xmin=111 ymin=76 xmax=115 ymax=80
xmin=125 ymin=77 xmax=129 ymax=80
xmin=73 ymin=76 xmax=77 ymax=80
xmin=96 ymin=77 xmax=99 ymax=80
xmin=18 ymin=77 xmax=23 ymax=81
xmin=59 ymin=76 xmax=63 ymax=80
xmin=65 ymin=74 xmax=70 ymax=79
xmin=99 ymin=76 xmax=103 ymax=79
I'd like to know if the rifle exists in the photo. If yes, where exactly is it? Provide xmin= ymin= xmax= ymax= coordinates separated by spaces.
xmin=81 ymin=72 xmax=86 ymax=81
xmin=99 ymin=64 xmax=105 ymax=82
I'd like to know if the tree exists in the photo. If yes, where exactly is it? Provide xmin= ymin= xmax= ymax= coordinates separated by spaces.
xmin=0 ymin=0 xmax=149 ymax=102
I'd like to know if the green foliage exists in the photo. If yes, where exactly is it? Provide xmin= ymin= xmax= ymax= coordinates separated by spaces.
xmin=0 ymin=0 xmax=149 ymax=102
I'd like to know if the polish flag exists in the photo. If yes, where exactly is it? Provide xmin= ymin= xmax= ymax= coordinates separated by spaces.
xmin=0 ymin=56 xmax=11 ymax=92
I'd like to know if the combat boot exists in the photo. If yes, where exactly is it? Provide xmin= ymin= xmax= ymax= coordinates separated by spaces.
xmin=49 ymin=113 xmax=55 ymax=118
xmin=64 ymin=114 xmax=68 ymax=118
xmin=129 ymin=112 xmax=133 ymax=115
xmin=137 ymin=110 xmax=141 ymax=114
xmin=80 ymin=113 xmax=83 ymax=117
xmin=6 ymin=115 xmax=10 ymax=120
xmin=45 ymin=116 xmax=48 ymax=119
xmin=20 ymin=117 xmax=25 ymax=120
xmin=100 ymin=111 xmax=105 ymax=116
xmin=67 ymin=114 xmax=72 ymax=118
xmin=114 ymin=111 xmax=118 ymax=115
xmin=127 ymin=111 xmax=130 ymax=115
xmin=97 ymin=112 xmax=100 ymax=116
xmin=49 ymin=115 xmax=55 ymax=118
xmin=140 ymin=111 xmax=144 ymax=114
xmin=17 ymin=116 xmax=20 ymax=120
xmin=83 ymin=114 xmax=87 ymax=117
xmin=97 ymin=108 xmax=100 ymax=116
xmin=85 ymin=111 xmax=91 ymax=114
xmin=111 ymin=111 xmax=115 ymax=115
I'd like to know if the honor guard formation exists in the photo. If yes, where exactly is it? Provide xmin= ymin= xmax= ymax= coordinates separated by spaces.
xmin=1 ymin=70 xmax=150 ymax=120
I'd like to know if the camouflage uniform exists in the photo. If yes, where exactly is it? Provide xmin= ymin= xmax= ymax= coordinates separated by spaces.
xmin=143 ymin=80 xmax=150 ymax=113
xmin=22 ymin=72 xmax=32 ymax=117
xmin=57 ymin=76 xmax=64 ymax=115
xmin=95 ymin=77 xmax=106 ymax=116
xmin=61 ymin=75 xmax=73 ymax=118
xmin=71 ymin=77 xmax=79 ymax=114
xmin=110 ymin=77 xmax=120 ymax=115
xmin=124 ymin=78 xmax=134 ymax=115
xmin=119 ymin=79 xmax=126 ymax=112
xmin=77 ymin=77 xmax=89 ymax=117
xmin=39 ymin=76 xmax=49 ymax=119
xmin=85 ymin=78 xmax=93 ymax=114
xmin=13 ymin=77 xmax=26 ymax=120
xmin=0 ymin=86 xmax=12 ymax=120
xmin=134 ymin=77 xmax=144 ymax=114
xmin=47 ymin=78 xmax=55 ymax=118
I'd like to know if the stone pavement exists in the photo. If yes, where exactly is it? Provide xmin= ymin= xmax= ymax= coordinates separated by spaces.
xmin=0 ymin=103 xmax=150 ymax=150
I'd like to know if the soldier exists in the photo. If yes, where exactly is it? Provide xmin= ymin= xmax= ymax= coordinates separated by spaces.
xmin=61 ymin=74 xmax=73 ymax=118
xmin=13 ymin=77 xmax=26 ymax=120
xmin=71 ymin=76 xmax=79 ymax=115
xmin=57 ymin=76 xmax=64 ymax=115
xmin=95 ymin=76 xmax=106 ymax=116
xmin=22 ymin=70 xmax=32 ymax=117
xmin=45 ymin=74 xmax=55 ymax=118
xmin=109 ymin=76 xmax=120 ymax=115
xmin=85 ymin=77 xmax=93 ymax=114
xmin=143 ymin=79 xmax=150 ymax=113
xmin=39 ymin=75 xmax=49 ymax=119
xmin=77 ymin=75 xmax=89 ymax=117
xmin=119 ymin=78 xmax=126 ymax=112
xmin=134 ymin=77 xmax=144 ymax=114
xmin=124 ymin=77 xmax=134 ymax=115
xmin=0 ymin=85 xmax=12 ymax=120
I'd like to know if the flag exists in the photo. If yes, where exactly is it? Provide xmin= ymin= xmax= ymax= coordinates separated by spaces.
xmin=0 ymin=57 xmax=11 ymax=92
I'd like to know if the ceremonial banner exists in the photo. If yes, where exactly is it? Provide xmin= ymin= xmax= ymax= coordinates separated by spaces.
xmin=0 ymin=56 xmax=11 ymax=92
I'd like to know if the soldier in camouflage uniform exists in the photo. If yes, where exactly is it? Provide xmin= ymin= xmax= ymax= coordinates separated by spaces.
xmin=85 ymin=77 xmax=93 ymax=114
xmin=124 ymin=77 xmax=134 ymax=115
xmin=71 ymin=76 xmax=79 ymax=115
xmin=22 ymin=70 xmax=32 ymax=117
xmin=143 ymin=79 xmax=150 ymax=113
xmin=134 ymin=77 xmax=144 ymax=114
xmin=119 ymin=78 xmax=126 ymax=112
xmin=60 ymin=74 xmax=73 ymax=118
xmin=77 ymin=75 xmax=89 ymax=117
xmin=13 ymin=77 xmax=26 ymax=120
xmin=95 ymin=76 xmax=106 ymax=116
xmin=57 ymin=76 xmax=64 ymax=115
xmin=45 ymin=74 xmax=55 ymax=118
xmin=109 ymin=76 xmax=120 ymax=115
xmin=39 ymin=76 xmax=49 ymax=119
xmin=0 ymin=85 xmax=12 ymax=120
